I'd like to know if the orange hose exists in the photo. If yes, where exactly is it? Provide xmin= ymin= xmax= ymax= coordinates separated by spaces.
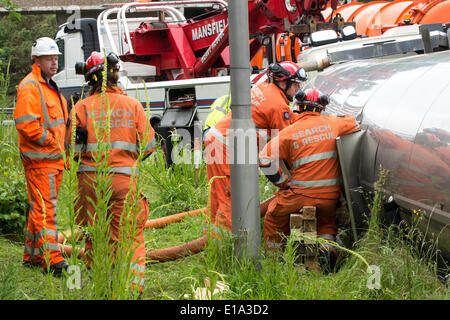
xmin=56 ymin=201 xmax=270 ymax=264
xmin=146 ymin=236 xmax=207 ymax=262
xmin=144 ymin=208 xmax=206 ymax=229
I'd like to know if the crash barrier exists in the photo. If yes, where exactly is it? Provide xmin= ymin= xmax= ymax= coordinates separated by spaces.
xmin=1 ymin=108 xmax=14 ymax=126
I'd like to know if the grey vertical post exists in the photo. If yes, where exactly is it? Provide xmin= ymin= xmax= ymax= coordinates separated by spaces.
xmin=228 ymin=0 xmax=261 ymax=260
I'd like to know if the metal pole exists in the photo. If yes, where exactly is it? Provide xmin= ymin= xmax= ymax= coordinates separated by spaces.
xmin=228 ymin=0 xmax=261 ymax=260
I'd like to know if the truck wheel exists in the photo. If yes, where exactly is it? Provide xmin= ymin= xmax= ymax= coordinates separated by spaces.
xmin=150 ymin=115 xmax=173 ymax=167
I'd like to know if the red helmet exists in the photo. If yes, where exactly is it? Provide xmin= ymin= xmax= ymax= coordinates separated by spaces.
xmin=75 ymin=51 xmax=120 ymax=82
xmin=295 ymin=87 xmax=329 ymax=113
xmin=268 ymin=61 xmax=307 ymax=83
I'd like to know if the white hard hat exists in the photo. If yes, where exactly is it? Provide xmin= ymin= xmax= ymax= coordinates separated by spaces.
xmin=31 ymin=37 xmax=61 ymax=58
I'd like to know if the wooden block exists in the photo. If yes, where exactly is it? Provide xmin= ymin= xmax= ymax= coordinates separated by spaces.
xmin=303 ymin=231 xmax=317 ymax=244
xmin=305 ymin=256 xmax=321 ymax=271
xmin=293 ymin=241 xmax=305 ymax=254
xmin=290 ymin=214 xmax=303 ymax=229
xmin=290 ymin=228 xmax=304 ymax=242
xmin=300 ymin=206 xmax=316 ymax=219
xmin=304 ymin=244 xmax=318 ymax=257
xmin=303 ymin=219 xmax=317 ymax=232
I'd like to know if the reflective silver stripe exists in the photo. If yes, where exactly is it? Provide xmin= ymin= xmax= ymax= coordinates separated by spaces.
xmin=259 ymin=157 xmax=272 ymax=166
xmin=25 ymin=243 xmax=40 ymax=256
xmin=292 ymin=151 xmax=337 ymax=169
xmin=215 ymin=95 xmax=230 ymax=113
xmin=36 ymin=130 xmax=48 ymax=146
xmin=20 ymin=151 xmax=63 ymax=160
xmin=86 ymin=141 xmax=138 ymax=152
xmin=43 ymin=118 xmax=65 ymax=129
xmin=15 ymin=114 xmax=40 ymax=124
xmin=19 ymin=80 xmax=65 ymax=131
xmin=143 ymin=138 xmax=155 ymax=152
xmin=78 ymin=163 xmax=138 ymax=175
xmin=30 ymin=197 xmax=35 ymax=217
xmin=74 ymin=144 xmax=84 ymax=152
xmin=319 ymin=234 xmax=335 ymax=241
xmin=78 ymin=164 xmax=97 ymax=172
xmin=130 ymin=263 xmax=145 ymax=273
xmin=19 ymin=80 xmax=50 ymax=125
xmin=131 ymin=276 xmax=145 ymax=286
xmin=25 ymin=242 xmax=61 ymax=255
xmin=26 ymin=230 xmax=34 ymax=241
xmin=112 ymin=167 xmax=138 ymax=175
xmin=34 ymin=228 xmax=59 ymax=240
xmin=319 ymin=234 xmax=336 ymax=250
xmin=42 ymin=242 xmax=61 ymax=252
xmin=290 ymin=177 xmax=341 ymax=188
xmin=275 ymin=173 xmax=286 ymax=185
xmin=48 ymin=172 xmax=58 ymax=230
xmin=209 ymin=127 xmax=229 ymax=147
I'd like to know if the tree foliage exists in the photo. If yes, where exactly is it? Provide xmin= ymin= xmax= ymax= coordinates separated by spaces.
xmin=0 ymin=11 xmax=57 ymax=95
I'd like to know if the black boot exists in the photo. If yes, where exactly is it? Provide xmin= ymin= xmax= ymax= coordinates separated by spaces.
xmin=43 ymin=260 xmax=69 ymax=276
xmin=318 ymin=249 xmax=337 ymax=274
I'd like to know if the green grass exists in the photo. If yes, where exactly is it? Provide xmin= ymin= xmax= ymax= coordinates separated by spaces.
xmin=0 ymin=134 xmax=448 ymax=300
xmin=0 ymin=143 xmax=449 ymax=300
xmin=1 ymin=66 xmax=448 ymax=299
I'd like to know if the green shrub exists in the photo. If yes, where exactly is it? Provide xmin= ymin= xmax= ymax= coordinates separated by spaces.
xmin=0 ymin=159 xmax=28 ymax=235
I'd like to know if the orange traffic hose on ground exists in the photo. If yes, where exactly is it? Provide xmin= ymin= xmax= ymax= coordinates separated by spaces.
xmin=57 ymin=198 xmax=273 ymax=263
xmin=147 ymin=236 xmax=208 ymax=262
xmin=144 ymin=208 xmax=206 ymax=229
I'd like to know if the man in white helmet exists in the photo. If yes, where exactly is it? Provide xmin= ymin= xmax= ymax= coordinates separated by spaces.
xmin=14 ymin=37 xmax=69 ymax=275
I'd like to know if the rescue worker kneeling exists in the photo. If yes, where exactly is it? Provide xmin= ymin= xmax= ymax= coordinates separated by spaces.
xmin=204 ymin=61 xmax=306 ymax=237
xmin=258 ymin=88 xmax=360 ymax=272
xmin=72 ymin=52 xmax=155 ymax=293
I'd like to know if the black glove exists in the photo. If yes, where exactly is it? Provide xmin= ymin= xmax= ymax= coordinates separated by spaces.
xmin=75 ymin=127 xmax=88 ymax=145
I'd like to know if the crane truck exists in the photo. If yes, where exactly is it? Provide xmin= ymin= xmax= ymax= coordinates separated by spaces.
xmin=52 ymin=0 xmax=356 ymax=164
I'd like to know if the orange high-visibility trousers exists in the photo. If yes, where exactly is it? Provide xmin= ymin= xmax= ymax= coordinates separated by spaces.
xmin=23 ymin=168 xmax=65 ymax=267
xmin=205 ymin=161 xmax=232 ymax=236
xmin=263 ymin=188 xmax=341 ymax=250
xmin=75 ymin=172 xmax=149 ymax=292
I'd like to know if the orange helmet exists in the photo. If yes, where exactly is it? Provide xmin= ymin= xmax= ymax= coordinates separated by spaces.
xmin=268 ymin=61 xmax=307 ymax=83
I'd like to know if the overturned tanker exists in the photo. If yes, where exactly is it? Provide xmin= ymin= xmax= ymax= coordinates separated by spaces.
xmin=306 ymin=50 xmax=450 ymax=265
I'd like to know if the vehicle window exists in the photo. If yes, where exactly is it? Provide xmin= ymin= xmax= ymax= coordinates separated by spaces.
xmin=56 ymin=39 xmax=65 ymax=72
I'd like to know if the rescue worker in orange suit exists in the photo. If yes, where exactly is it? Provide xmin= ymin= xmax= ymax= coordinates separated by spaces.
xmin=204 ymin=61 xmax=307 ymax=237
xmin=259 ymin=88 xmax=360 ymax=272
xmin=72 ymin=52 xmax=155 ymax=293
xmin=371 ymin=129 xmax=450 ymax=209
xmin=14 ymin=37 xmax=69 ymax=275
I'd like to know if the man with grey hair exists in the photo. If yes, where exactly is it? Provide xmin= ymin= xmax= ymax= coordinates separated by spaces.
xmin=14 ymin=37 xmax=69 ymax=275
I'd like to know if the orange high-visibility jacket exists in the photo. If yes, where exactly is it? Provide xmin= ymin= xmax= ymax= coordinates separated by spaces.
xmin=206 ymin=82 xmax=298 ymax=152
xmin=14 ymin=64 xmax=68 ymax=170
xmin=73 ymin=87 xmax=155 ymax=174
xmin=259 ymin=111 xmax=360 ymax=193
